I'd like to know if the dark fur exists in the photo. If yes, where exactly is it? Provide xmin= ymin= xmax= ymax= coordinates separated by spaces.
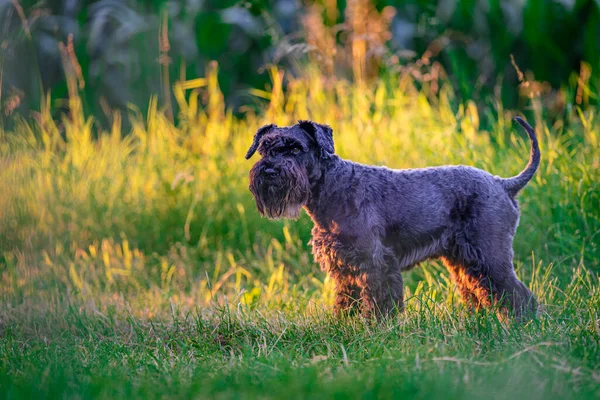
xmin=246 ymin=117 xmax=540 ymax=320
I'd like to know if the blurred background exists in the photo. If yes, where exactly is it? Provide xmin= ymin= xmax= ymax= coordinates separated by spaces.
xmin=1 ymin=0 xmax=598 ymax=128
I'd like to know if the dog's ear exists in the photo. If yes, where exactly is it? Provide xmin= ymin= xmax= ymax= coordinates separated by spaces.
xmin=298 ymin=120 xmax=334 ymax=156
xmin=245 ymin=124 xmax=276 ymax=159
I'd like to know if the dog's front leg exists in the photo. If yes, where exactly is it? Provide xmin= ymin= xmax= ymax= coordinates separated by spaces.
xmin=333 ymin=274 xmax=362 ymax=317
xmin=357 ymin=264 xmax=404 ymax=320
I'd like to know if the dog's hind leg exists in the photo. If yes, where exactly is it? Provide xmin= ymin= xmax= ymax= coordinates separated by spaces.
xmin=442 ymin=255 xmax=537 ymax=320
xmin=472 ymin=214 xmax=538 ymax=319
xmin=443 ymin=258 xmax=488 ymax=311
xmin=445 ymin=191 xmax=537 ymax=319
xmin=485 ymin=263 xmax=537 ymax=320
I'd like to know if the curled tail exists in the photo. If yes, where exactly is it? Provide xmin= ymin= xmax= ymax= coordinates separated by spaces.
xmin=502 ymin=117 xmax=541 ymax=197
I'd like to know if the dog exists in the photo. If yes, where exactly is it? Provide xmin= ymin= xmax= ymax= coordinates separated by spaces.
xmin=246 ymin=117 xmax=540 ymax=319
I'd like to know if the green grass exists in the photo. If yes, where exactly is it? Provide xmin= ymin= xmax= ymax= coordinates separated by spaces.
xmin=0 ymin=70 xmax=599 ymax=399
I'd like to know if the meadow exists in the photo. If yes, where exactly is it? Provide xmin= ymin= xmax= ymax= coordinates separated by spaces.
xmin=0 ymin=68 xmax=599 ymax=399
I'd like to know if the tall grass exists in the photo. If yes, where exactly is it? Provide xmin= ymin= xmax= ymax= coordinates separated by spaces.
xmin=1 ymin=66 xmax=598 ymax=299
xmin=0 ymin=64 xmax=599 ymax=399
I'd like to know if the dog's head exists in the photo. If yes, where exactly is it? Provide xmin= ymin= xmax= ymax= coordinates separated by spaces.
xmin=245 ymin=120 xmax=334 ymax=219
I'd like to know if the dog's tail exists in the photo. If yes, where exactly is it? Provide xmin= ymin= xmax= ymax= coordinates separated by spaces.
xmin=501 ymin=117 xmax=541 ymax=197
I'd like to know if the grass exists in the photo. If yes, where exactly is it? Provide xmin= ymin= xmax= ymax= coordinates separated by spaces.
xmin=0 ymin=68 xmax=599 ymax=399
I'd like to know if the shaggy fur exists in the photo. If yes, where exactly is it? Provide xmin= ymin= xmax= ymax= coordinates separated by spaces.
xmin=246 ymin=118 xmax=540 ymax=320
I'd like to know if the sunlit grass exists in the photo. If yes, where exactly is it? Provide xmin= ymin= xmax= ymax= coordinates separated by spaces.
xmin=0 ymin=68 xmax=599 ymax=398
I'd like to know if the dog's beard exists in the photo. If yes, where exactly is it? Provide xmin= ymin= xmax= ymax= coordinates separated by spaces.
xmin=249 ymin=161 xmax=310 ymax=219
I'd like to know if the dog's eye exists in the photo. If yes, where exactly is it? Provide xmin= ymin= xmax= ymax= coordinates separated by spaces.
xmin=291 ymin=147 xmax=301 ymax=154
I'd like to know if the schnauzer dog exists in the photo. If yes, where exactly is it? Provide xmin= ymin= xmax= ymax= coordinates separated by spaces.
xmin=246 ymin=117 xmax=540 ymax=320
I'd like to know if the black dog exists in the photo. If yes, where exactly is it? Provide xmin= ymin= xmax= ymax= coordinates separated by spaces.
xmin=246 ymin=118 xmax=540 ymax=319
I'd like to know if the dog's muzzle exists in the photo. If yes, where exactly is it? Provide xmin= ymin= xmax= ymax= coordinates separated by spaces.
xmin=248 ymin=160 xmax=310 ymax=219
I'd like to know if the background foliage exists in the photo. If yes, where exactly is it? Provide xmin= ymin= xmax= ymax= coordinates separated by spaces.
xmin=1 ymin=0 xmax=599 ymax=126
